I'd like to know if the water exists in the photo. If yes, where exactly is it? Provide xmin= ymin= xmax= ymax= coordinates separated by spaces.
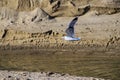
xmin=0 ymin=49 xmax=120 ymax=80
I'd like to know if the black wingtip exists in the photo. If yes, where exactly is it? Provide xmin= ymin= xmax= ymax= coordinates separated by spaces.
xmin=73 ymin=17 xmax=78 ymax=21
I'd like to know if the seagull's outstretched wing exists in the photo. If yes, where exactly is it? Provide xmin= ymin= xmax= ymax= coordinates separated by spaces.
xmin=65 ymin=17 xmax=78 ymax=37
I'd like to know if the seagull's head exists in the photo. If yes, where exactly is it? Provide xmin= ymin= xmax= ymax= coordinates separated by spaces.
xmin=61 ymin=36 xmax=69 ymax=40
xmin=61 ymin=36 xmax=66 ymax=39
xmin=62 ymin=36 xmax=74 ymax=41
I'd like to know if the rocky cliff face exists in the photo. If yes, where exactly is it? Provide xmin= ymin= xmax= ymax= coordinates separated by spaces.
xmin=0 ymin=0 xmax=120 ymax=17
xmin=0 ymin=0 xmax=40 ymax=10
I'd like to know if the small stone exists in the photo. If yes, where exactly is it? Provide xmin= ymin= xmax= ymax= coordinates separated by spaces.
xmin=8 ymin=76 xmax=12 ymax=78
xmin=47 ymin=72 xmax=54 ymax=76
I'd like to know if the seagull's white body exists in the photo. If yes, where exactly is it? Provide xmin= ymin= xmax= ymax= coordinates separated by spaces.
xmin=63 ymin=36 xmax=80 ymax=41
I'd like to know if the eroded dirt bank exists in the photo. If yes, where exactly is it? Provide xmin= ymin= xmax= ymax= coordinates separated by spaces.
xmin=0 ymin=12 xmax=120 ymax=51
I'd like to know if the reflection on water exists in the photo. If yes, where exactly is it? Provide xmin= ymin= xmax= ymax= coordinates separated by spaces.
xmin=0 ymin=49 xmax=120 ymax=80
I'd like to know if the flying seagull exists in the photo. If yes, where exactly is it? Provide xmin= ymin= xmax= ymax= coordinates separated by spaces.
xmin=63 ymin=17 xmax=80 ymax=41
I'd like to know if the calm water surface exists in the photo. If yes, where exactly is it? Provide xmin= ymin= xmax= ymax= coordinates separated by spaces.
xmin=0 ymin=49 xmax=120 ymax=80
